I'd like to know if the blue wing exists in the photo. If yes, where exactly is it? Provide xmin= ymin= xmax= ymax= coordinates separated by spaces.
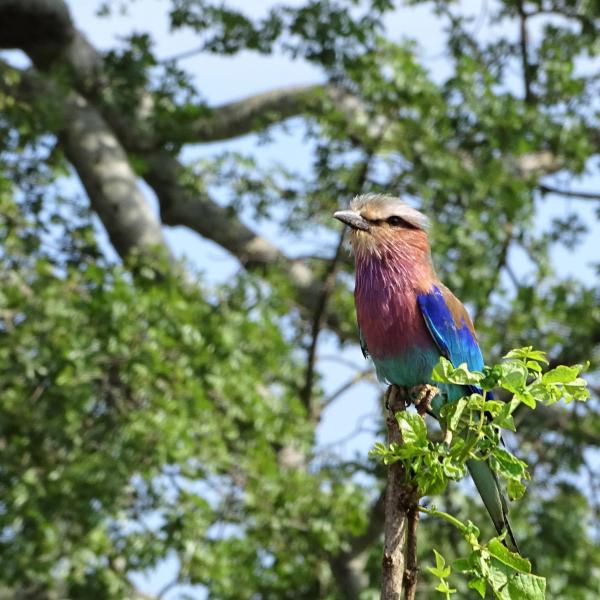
xmin=417 ymin=284 xmax=485 ymax=390
xmin=418 ymin=285 xmax=514 ymax=549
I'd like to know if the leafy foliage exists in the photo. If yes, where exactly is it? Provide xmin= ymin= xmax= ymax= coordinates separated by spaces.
xmin=373 ymin=350 xmax=589 ymax=598
xmin=1 ymin=0 xmax=600 ymax=598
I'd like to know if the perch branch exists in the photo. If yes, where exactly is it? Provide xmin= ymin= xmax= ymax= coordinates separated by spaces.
xmin=381 ymin=385 xmax=421 ymax=600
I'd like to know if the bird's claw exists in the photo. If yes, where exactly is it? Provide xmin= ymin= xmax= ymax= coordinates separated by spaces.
xmin=408 ymin=384 xmax=438 ymax=416
xmin=384 ymin=385 xmax=398 ymax=411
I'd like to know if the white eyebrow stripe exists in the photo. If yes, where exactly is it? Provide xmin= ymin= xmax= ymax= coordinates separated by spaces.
xmin=350 ymin=193 xmax=429 ymax=230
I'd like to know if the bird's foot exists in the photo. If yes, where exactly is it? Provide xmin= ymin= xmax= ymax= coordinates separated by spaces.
xmin=408 ymin=384 xmax=438 ymax=416
xmin=384 ymin=385 xmax=399 ymax=411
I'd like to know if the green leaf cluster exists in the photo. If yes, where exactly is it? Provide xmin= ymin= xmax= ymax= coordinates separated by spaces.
xmin=372 ymin=350 xmax=589 ymax=598
xmin=424 ymin=506 xmax=546 ymax=600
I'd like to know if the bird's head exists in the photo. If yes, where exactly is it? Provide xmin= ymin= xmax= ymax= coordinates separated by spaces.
xmin=333 ymin=194 xmax=430 ymax=260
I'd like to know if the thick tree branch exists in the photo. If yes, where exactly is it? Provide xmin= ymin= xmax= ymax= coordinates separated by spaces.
xmin=177 ymin=85 xmax=324 ymax=143
xmin=0 ymin=0 xmax=594 ymax=347
xmin=3 ymin=56 xmax=351 ymax=338
xmin=379 ymin=385 xmax=422 ymax=600
xmin=507 ymin=150 xmax=563 ymax=179
xmin=141 ymin=150 xmax=345 ymax=318
xmin=173 ymin=83 xmax=373 ymax=144
xmin=0 ymin=0 xmax=73 ymax=61
xmin=0 ymin=61 xmax=170 ymax=262
xmin=60 ymin=93 xmax=170 ymax=260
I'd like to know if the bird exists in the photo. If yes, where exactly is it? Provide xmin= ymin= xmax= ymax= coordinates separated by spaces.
xmin=333 ymin=193 xmax=518 ymax=552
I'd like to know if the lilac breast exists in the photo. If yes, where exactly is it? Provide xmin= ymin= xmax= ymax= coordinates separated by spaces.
xmin=354 ymin=254 xmax=433 ymax=359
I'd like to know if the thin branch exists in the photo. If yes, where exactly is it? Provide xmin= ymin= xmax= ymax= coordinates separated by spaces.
xmin=318 ymin=412 xmax=380 ymax=451
xmin=301 ymin=230 xmax=346 ymax=418
xmin=539 ymin=184 xmax=600 ymax=201
xmin=159 ymin=45 xmax=205 ymax=63
xmin=301 ymin=150 xmax=376 ymax=415
xmin=319 ymin=355 xmax=367 ymax=371
xmin=517 ymin=0 xmax=534 ymax=104
xmin=351 ymin=489 xmax=387 ymax=557
xmin=157 ymin=577 xmax=180 ymax=600
xmin=504 ymin=262 xmax=521 ymax=290
xmin=323 ymin=369 xmax=376 ymax=408
xmin=474 ymin=222 xmax=514 ymax=322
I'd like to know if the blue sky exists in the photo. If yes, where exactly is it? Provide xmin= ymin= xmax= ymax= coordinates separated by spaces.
xmin=11 ymin=1 xmax=599 ymax=596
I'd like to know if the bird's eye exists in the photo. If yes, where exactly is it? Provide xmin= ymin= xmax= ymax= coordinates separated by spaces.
xmin=387 ymin=216 xmax=406 ymax=227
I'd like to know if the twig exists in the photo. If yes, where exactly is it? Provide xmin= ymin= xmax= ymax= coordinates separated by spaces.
xmin=539 ymin=184 xmax=600 ymax=201
xmin=474 ymin=222 xmax=514 ymax=322
xmin=318 ymin=416 xmax=379 ymax=451
xmin=517 ymin=0 xmax=534 ymax=104
xmin=322 ymin=369 xmax=375 ymax=408
xmin=319 ymin=354 xmax=367 ymax=371
xmin=300 ymin=229 xmax=346 ymax=418
xmin=159 ymin=45 xmax=205 ymax=63
xmin=157 ymin=577 xmax=180 ymax=599
xmin=301 ymin=151 xmax=375 ymax=418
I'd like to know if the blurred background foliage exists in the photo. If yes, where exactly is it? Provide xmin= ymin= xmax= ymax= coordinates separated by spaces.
xmin=1 ymin=0 xmax=600 ymax=598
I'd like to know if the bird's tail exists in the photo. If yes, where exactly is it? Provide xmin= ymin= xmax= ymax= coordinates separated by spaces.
xmin=467 ymin=459 xmax=519 ymax=553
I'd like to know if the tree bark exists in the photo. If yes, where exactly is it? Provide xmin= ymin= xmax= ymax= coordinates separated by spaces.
xmin=381 ymin=385 xmax=420 ymax=600
xmin=403 ymin=504 xmax=420 ymax=600
xmin=60 ymin=93 xmax=170 ymax=260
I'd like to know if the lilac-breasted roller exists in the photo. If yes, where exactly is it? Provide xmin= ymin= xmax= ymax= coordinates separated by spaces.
xmin=334 ymin=193 xmax=518 ymax=551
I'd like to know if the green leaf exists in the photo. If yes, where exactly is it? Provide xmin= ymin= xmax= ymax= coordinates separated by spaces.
xmin=514 ymin=390 xmax=537 ymax=409
xmin=452 ymin=558 xmax=472 ymax=573
xmin=488 ymin=538 xmax=531 ymax=573
xmin=397 ymin=412 xmax=428 ymax=448
xmin=440 ymin=397 xmax=468 ymax=431
xmin=428 ymin=549 xmax=452 ymax=579
xmin=468 ymin=576 xmax=487 ymax=598
xmin=442 ymin=457 xmax=465 ymax=480
xmin=504 ymin=347 xmax=548 ymax=365
xmin=542 ymin=365 xmax=581 ymax=384
xmin=490 ymin=448 xmax=529 ymax=482
xmin=498 ymin=361 xmax=529 ymax=393
xmin=491 ymin=401 xmax=517 ymax=431
xmin=507 ymin=479 xmax=527 ymax=501
xmin=506 ymin=572 xmax=546 ymax=600
xmin=432 ymin=358 xmax=482 ymax=385
xmin=434 ymin=548 xmax=446 ymax=571
xmin=435 ymin=580 xmax=456 ymax=595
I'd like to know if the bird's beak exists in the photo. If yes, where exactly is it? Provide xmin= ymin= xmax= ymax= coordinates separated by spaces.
xmin=333 ymin=210 xmax=370 ymax=231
